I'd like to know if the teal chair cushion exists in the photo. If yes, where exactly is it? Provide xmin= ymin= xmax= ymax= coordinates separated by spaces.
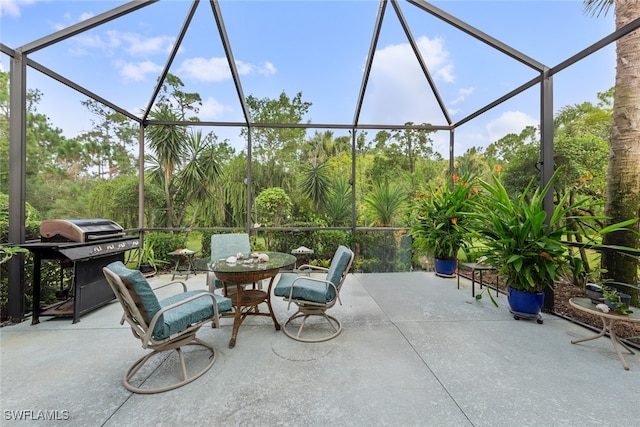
xmin=107 ymin=261 xmax=164 ymax=336
xmin=107 ymin=261 xmax=232 ymax=340
xmin=274 ymin=273 xmax=333 ymax=303
xmin=157 ymin=290 xmax=232 ymax=339
xmin=213 ymin=293 xmax=233 ymax=313
xmin=274 ymin=245 xmax=353 ymax=303
xmin=326 ymin=246 xmax=353 ymax=292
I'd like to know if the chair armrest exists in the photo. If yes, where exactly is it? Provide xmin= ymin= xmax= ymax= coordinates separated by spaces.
xmin=296 ymin=264 xmax=328 ymax=273
xmin=152 ymin=280 xmax=188 ymax=293
xmin=145 ymin=292 xmax=219 ymax=342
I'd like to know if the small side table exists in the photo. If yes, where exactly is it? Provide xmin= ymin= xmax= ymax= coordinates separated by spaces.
xmin=458 ymin=262 xmax=499 ymax=298
xmin=569 ymin=297 xmax=640 ymax=370
xmin=168 ymin=249 xmax=196 ymax=280
xmin=291 ymin=246 xmax=314 ymax=270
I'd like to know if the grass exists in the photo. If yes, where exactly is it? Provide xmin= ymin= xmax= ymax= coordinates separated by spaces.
xmin=184 ymin=231 xmax=203 ymax=255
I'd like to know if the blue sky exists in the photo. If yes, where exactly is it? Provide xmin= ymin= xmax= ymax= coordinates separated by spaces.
xmin=1 ymin=0 xmax=616 ymax=156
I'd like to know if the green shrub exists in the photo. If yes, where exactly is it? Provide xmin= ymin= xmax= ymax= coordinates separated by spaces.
xmin=143 ymin=232 xmax=186 ymax=267
xmin=355 ymin=258 xmax=382 ymax=273
xmin=314 ymin=230 xmax=351 ymax=259
xmin=265 ymin=222 xmax=319 ymax=253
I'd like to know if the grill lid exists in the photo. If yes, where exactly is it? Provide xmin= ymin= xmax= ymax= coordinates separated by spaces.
xmin=40 ymin=219 xmax=125 ymax=242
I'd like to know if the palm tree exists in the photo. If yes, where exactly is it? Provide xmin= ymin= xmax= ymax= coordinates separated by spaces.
xmin=583 ymin=1 xmax=640 ymax=296
xmin=364 ymin=181 xmax=407 ymax=227
xmin=299 ymin=161 xmax=330 ymax=212
xmin=175 ymin=130 xmax=221 ymax=227
xmin=303 ymin=130 xmax=335 ymax=163
xmin=455 ymin=147 xmax=490 ymax=178
xmin=146 ymin=105 xmax=187 ymax=228
xmin=146 ymin=107 xmax=222 ymax=229
xmin=325 ymin=176 xmax=352 ymax=226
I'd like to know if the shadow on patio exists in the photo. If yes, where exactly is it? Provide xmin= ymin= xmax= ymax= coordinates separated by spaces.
xmin=1 ymin=272 xmax=638 ymax=426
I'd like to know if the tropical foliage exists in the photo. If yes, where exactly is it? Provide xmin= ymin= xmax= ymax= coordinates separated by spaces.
xmin=583 ymin=0 xmax=640 ymax=292
xmin=469 ymin=170 xmax=572 ymax=293
xmin=255 ymin=186 xmax=293 ymax=241
xmin=468 ymin=168 xmax=637 ymax=293
xmin=364 ymin=181 xmax=407 ymax=227
xmin=2 ymin=63 xmax=637 ymax=316
xmin=410 ymin=174 xmax=477 ymax=261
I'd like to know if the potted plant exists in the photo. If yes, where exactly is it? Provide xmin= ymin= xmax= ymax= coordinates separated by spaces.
xmin=468 ymin=167 xmax=637 ymax=320
xmin=410 ymin=173 xmax=477 ymax=277
xmin=601 ymin=285 xmax=633 ymax=314
xmin=137 ymin=241 xmax=166 ymax=277
xmin=588 ymin=281 xmax=638 ymax=314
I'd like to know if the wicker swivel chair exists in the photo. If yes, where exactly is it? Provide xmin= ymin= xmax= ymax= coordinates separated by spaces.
xmin=273 ymin=245 xmax=354 ymax=342
xmin=206 ymin=233 xmax=261 ymax=294
xmin=103 ymin=261 xmax=232 ymax=394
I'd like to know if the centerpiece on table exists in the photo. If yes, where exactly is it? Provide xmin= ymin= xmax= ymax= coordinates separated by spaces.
xmin=410 ymin=173 xmax=477 ymax=277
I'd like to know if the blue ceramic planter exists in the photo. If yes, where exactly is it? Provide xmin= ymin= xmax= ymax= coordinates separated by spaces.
xmin=507 ymin=287 xmax=545 ymax=315
xmin=434 ymin=258 xmax=457 ymax=276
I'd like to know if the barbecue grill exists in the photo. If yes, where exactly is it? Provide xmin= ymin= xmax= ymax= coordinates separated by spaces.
xmin=19 ymin=219 xmax=140 ymax=324
xmin=40 ymin=218 xmax=127 ymax=242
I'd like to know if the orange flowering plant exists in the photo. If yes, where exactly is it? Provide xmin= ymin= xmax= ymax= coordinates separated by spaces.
xmin=410 ymin=173 xmax=478 ymax=261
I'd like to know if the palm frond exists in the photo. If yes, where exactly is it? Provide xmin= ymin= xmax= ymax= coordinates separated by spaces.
xmin=583 ymin=0 xmax=614 ymax=18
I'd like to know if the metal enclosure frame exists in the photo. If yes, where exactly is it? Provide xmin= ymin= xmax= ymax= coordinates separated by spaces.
xmin=2 ymin=0 xmax=640 ymax=321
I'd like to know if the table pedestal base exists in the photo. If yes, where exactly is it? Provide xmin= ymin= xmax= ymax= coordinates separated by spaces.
xmin=226 ymin=286 xmax=280 ymax=349
xmin=200 ymin=251 xmax=297 ymax=349
xmin=571 ymin=317 xmax=636 ymax=370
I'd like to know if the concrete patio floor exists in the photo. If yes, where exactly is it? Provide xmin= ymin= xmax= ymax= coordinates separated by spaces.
xmin=1 ymin=271 xmax=638 ymax=426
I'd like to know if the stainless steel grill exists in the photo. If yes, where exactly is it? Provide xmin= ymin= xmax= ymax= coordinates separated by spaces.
xmin=40 ymin=218 xmax=126 ymax=243
xmin=19 ymin=219 xmax=140 ymax=324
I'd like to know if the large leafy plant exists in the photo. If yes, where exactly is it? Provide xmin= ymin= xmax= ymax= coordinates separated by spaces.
xmin=468 ymin=169 xmax=636 ymax=293
xmin=410 ymin=174 xmax=477 ymax=261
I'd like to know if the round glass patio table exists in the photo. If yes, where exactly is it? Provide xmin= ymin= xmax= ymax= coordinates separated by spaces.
xmin=195 ymin=252 xmax=296 ymax=348
xmin=569 ymin=297 xmax=640 ymax=370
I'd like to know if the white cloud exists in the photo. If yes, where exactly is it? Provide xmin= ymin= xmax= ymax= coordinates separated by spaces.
xmin=366 ymin=36 xmax=455 ymax=125
xmin=416 ymin=36 xmax=454 ymax=83
xmin=448 ymin=127 xmax=492 ymax=156
xmin=106 ymin=31 xmax=175 ymax=57
xmin=199 ymin=97 xmax=229 ymax=120
xmin=178 ymin=57 xmax=232 ymax=82
xmin=450 ymin=87 xmax=474 ymax=106
xmin=177 ymin=57 xmax=276 ymax=82
xmin=261 ymin=61 xmax=277 ymax=76
xmin=53 ymin=11 xmax=95 ymax=31
xmin=434 ymin=111 xmax=538 ymax=157
xmin=118 ymin=60 xmax=163 ymax=82
xmin=0 ymin=0 xmax=36 ymax=17
xmin=78 ymin=12 xmax=94 ymax=22
xmin=485 ymin=111 xmax=537 ymax=142
xmin=70 ymin=33 xmax=108 ymax=52
xmin=68 ymin=30 xmax=175 ymax=58
xmin=237 ymin=60 xmax=277 ymax=77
